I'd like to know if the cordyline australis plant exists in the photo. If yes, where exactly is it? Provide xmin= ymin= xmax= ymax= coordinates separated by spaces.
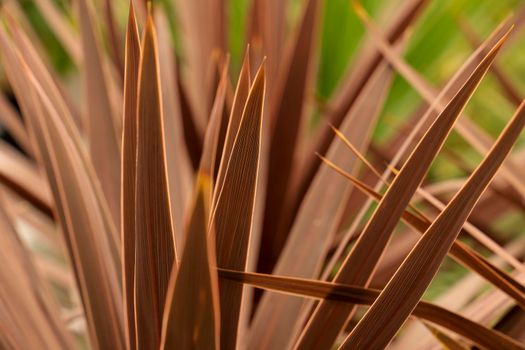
xmin=1 ymin=0 xmax=525 ymax=349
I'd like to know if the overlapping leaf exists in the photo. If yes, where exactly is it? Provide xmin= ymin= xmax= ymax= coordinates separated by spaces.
xmin=295 ymin=23 xmax=511 ymax=350
xmin=219 ymin=269 xmax=525 ymax=350
xmin=77 ymin=0 xmax=122 ymax=228
xmin=339 ymin=101 xmax=525 ymax=350
xmin=249 ymin=61 xmax=396 ymax=349
xmin=0 ymin=21 xmax=125 ymax=350
xmin=211 ymin=63 xmax=265 ymax=350
xmin=161 ymin=175 xmax=220 ymax=349
xmin=133 ymin=13 xmax=177 ymax=349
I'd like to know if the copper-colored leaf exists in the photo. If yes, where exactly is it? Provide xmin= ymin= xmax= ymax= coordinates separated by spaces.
xmin=31 ymin=76 xmax=126 ymax=350
xmin=173 ymin=0 xmax=227 ymax=136
xmin=249 ymin=61 xmax=395 ymax=350
xmin=78 ymin=0 xmax=121 ymax=228
xmin=299 ymin=0 xmax=428 ymax=209
xmin=121 ymin=3 xmax=140 ymax=349
xmin=5 ymin=14 xmax=84 ymax=152
xmin=295 ymin=25 xmax=510 ymax=350
xmin=133 ymin=13 xmax=177 ymax=349
xmin=347 ymin=9 xmax=525 ymax=275
xmin=211 ymin=49 xmax=253 ymax=336
xmin=246 ymin=0 xmax=287 ymax=87
xmin=339 ymin=101 xmax=525 ymax=350
xmin=102 ymin=0 xmax=124 ymax=79
xmin=320 ymin=154 xmax=525 ymax=309
xmin=6 ymin=10 xmax=120 ymax=259
xmin=161 ymin=175 xmax=220 ymax=349
xmin=383 ymin=163 xmax=525 ymax=276
xmin=155 ymin=8 xmax=193 ymax=242
xmin=355 ymin=6 xmax=525 ymax=204
xmin=260 ymin=0 xmax=322 ymax=275
xmin=3 ymin=6 xmax=81 ymax=134
xmin=219 ymin=269 xmax=525 ymax=350
xmin=329 ymin=130 xmax=525 ymax=294
xmin=199 ymin=60 xmax=229 ymax=192
xmin=0 ymin=23 xmax=125 ymax=350
xmin=211 ymin=63 xmax=265 ymax=350
xmin=0 ymin=194 xmax=74 ymax=350
xmin=0 ymin=140 xmax=53 ymax=217
xmin=214 ymin=49 xmax=251 ymax=207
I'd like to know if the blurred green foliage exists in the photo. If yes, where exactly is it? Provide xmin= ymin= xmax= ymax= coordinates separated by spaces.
xmin=20 ymin=0 xmax=73 ymax=72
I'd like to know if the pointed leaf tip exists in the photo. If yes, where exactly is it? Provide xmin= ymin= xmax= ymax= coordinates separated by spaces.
xmin=160 ymin=173 xmax=219 ymax=349
xmin=254 ymin=60 xmax=266 ymax=81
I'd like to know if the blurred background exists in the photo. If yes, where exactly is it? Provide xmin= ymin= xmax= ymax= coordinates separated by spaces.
xmin=16 ymin=0 xmax=525 ymax=174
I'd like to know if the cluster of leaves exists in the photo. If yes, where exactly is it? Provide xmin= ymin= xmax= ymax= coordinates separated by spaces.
xmin=0 ymin=0 xmax=524 ymax=349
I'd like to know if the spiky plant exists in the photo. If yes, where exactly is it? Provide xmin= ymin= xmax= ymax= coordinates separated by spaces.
xmin=1 ymin=0 xmax=525 ymax=349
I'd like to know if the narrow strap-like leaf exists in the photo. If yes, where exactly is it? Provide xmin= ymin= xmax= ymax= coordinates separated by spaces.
xmin=213 ymin=49 xmax=251 ymax=209
xmin=102 ymin=0 xmax=124 ymax=79
xmin=320 ymin=154 xmax=525 ymax=309
xmin=300 ymin=0 xmax=428 ymax=210
xmin=0 ymin=23 xmax=125 ymax=350
xmin=249 ymin=61 xmax=395 ymax=350
xmin=317 ymin=17 xmax=521 ymax=305
xmin=155 ymin=8 xmax=194 ymax=242
xmin=134 ymin=13 xmax=177 ymax=349
xmin=260 ymin=0 xmax=322 ymax=276
xmin=173 ymin=0 xmax=227 ymax=136
xmin=161 ymin=175 xmax=220 ymax=349
xmin=339 ymin=100 xmax=525 ymax=349
xmin=32 ymin=74 xmax=127 ymax=350
xmin=295 ymin=25 xmax=511 ymax=350
xmin=199 ymin=60 xmax=229 ymax=204
xmin=246 ymin=0 xmax=287 ymax=87
xmin=0 ymin=194 xmax=74 ymax=350
xmin=121 ymin=3 xmax=140 ymax=349
xmin=329 ymin=131 xmax=525 ymax=293
xmin=355 ymin=5 xmax=525 ymax=204
xmin=78 ymin=0 xmax=122 ymax=228
xmin=6 ymin=12 xmax=121 ymax=268
xmin=220 ymin=269 xmax=525 ymax=350
xmin=212 ymin=63 xmax=265 ymax=350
